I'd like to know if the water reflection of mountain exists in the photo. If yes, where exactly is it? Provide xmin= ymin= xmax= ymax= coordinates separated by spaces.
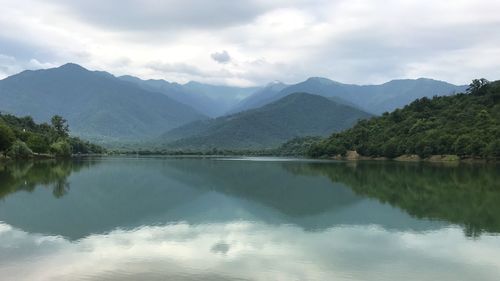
xmin=158 ymin=159 xmax=361 ymax=216
xmin=3 ymin=157 xmax=370 ymax=239
xmin=159 ymin=159 xmax=447 ymax=231
xmin=288 ymin=161 xmax=500 ymax=237
xmin=1 ymin=157 xmax=497 ymax=240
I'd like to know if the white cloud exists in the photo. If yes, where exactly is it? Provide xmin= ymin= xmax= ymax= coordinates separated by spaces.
xmin=0 ymin=0 xmax=499 ymax=86
xmin=0 ymin=222 xmax=499 ymax=281
xmin=0 ymin=55 xmax=57 ymax=79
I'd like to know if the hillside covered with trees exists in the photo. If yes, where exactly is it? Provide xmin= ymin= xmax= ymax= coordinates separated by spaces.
xmin=308 ymin=79 xmax=500 ymax=159
xmin=162 ymin=92 xmax=372 ymax=150
xmin=0 ymin=64 xmax=206 ymax=141
xmin=0 ymin=113 xmax=105 ymax=158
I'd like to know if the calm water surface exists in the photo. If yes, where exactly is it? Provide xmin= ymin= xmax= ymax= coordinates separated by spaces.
xmin=0 ymin=157 xmax=499 ymax=281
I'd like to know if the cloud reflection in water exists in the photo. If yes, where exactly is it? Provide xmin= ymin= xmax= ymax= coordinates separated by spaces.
xmin=1 ymin=221 xmax=499 ymax=281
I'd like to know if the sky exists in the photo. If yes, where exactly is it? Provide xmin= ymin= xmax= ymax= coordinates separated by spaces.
xmin=1 ymin=0 xmax=499 ymax=86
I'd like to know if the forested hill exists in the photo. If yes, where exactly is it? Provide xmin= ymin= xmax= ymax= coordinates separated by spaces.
xmin=163 ymin=92 xmax=372 ymax=150
xmin=0 ymin=63 xmax=206 ymax=141
xmin=308 ymin=79 xmax=500 ymax=159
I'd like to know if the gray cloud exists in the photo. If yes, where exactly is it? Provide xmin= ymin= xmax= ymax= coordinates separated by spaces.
xmin=211 ymin=50 xmax=231 ymax=64
xmin=145 ymin=61 xmax=233 ymax=81
xmin=1 ymin=0 xmax=500 ymax=85
xmin=47 ymin=0 xmax=286 ymax=31
xmin=0 ymin=36 xmax=58 ymax=63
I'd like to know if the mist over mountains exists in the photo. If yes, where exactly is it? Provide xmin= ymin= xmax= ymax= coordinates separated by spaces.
xmin=119 ymin=75 xmax=259 ymax=117
xmin=0 ymin=63 xmax=467 ymax=147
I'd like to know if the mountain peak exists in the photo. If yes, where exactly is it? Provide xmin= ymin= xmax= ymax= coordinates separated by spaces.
xmin=384 ymin=77 xmax=448 ymax=85
xmin=56 ymin=63 xmax=88 ymax=73
xmin=266 ymin=80 xmax=284 ymax=86
xmin=264 ymin=80 xmax=287 ymax=91
xmin=119 ymin=75 xmax=139 ymax=80
xmin=305 ymin=77 xmax=337 ymax=85
xmin=184 ymin=81 xmax=202 ymax=87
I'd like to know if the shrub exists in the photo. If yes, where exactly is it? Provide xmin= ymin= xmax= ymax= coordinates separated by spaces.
xmin=0 ymin=123 xmax=15 ymax=154
xmin=26 ymin=134 xmax=50 ymax=153
xmin=50 ymin=141 xmax=72 ymax=157
xmin=7 ymin=140 xmax=33 ymax=158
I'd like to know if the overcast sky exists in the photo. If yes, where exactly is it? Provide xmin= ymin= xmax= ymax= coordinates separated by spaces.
xmin=1 ymin=0 xmax=499 ymax=86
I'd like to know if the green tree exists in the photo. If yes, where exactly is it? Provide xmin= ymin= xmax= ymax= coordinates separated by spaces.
xmin=0 ymin=123 xmax=15 ymax=155
xmin=454 ymin=135 xmax=473 ymax=156
xmin=51 ymin=115 xmax=69 ymax=139
xmin=50 ymin=141 xmax=72 ymax=157
xmin=26 ymin=134 xmax=50 ymax=153
xmin=382 ymin=139 xmax=400 ymax=158
xmin=484 ymin=140 xmax=500 ymax=158
xmin=7 ymin=140 xmax=33 ymax=158
xmin=467 ymin=78 xmax=490 ymax=95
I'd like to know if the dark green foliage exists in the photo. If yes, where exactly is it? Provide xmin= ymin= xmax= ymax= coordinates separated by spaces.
xmin=0 ymin=122 xmax=15 ymax=154
xmin=309 ymin=79 xmax=500 ymax=159
xmin=274 ymin=136 xmax=324 ymax=156
xmin=163 ymin=93 xmax=372 ymax=150
xmin=51 ymin=115 xmax=69 ymax=139
xmin=26 ymin=134 xmax=50 ymax=153
xmin=0 ymin=113 xmax=105 ymax=158
xmin=467 ymin=78 xmax=490 ymax=95
xmin=69 ymin=137 xmax=106 ymax=154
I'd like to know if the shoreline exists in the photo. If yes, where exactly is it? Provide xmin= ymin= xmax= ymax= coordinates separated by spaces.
xmin=1 ymin=152 xmax=498 ymax=165
xmin=327 ymin=151 xmax=498 ymax=164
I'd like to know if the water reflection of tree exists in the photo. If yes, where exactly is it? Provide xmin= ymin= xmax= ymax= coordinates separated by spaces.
xmin=284 ymin=162 xmax=500 ymax=237
xmin=0 ymin=159 xmax=98 ymax=200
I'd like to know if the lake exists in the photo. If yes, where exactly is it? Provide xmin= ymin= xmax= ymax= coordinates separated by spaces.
xmin=0 ymin=157 xmax=499 ymax=281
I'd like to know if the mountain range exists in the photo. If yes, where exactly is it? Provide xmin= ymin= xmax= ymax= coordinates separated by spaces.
xmin=233 ymin=77 xmax=467 ymax=114
xmin=0 ymin=63 xmax=205 ymax=141
xmin=119 ymin=76 xmax=259 ymax=117
xmin=0 ymin=63 xmax=469 ymax=147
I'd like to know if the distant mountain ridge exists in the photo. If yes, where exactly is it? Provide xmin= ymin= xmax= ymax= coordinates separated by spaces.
xmin=228 ymin=81 xmax=288 ymax=114
xmin=119 ymin=75 xmax=223 ymax=117
xmin=232 ymin=77 xmax=467 ymax=114
xmin=120 ymin=76 xmax=260 ymax=117
xmin=0 ymin=63 xmax=206 ymax=141
xmin=162 ymin=92 xmax=373 ymax=149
